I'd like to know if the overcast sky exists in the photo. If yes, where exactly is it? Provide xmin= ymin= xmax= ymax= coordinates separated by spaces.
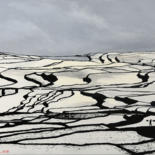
xmin=0 ymin=0 xmax=155 ymax=56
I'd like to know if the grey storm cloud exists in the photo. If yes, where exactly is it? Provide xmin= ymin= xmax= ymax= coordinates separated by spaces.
xmin=0 ymin=0 xmax=155 ymax=56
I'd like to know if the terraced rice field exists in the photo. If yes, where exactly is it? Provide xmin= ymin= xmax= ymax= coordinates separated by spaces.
xmin=0 ymin=52 xmax=154 ymax=154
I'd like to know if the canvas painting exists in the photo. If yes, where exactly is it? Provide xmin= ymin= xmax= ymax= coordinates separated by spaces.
xmin=0 ymin=0 xmax=154 ymax=154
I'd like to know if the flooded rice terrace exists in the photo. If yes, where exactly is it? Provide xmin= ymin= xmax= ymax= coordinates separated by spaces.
xmin=0 ymin=52 xmax=154 ymax=154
